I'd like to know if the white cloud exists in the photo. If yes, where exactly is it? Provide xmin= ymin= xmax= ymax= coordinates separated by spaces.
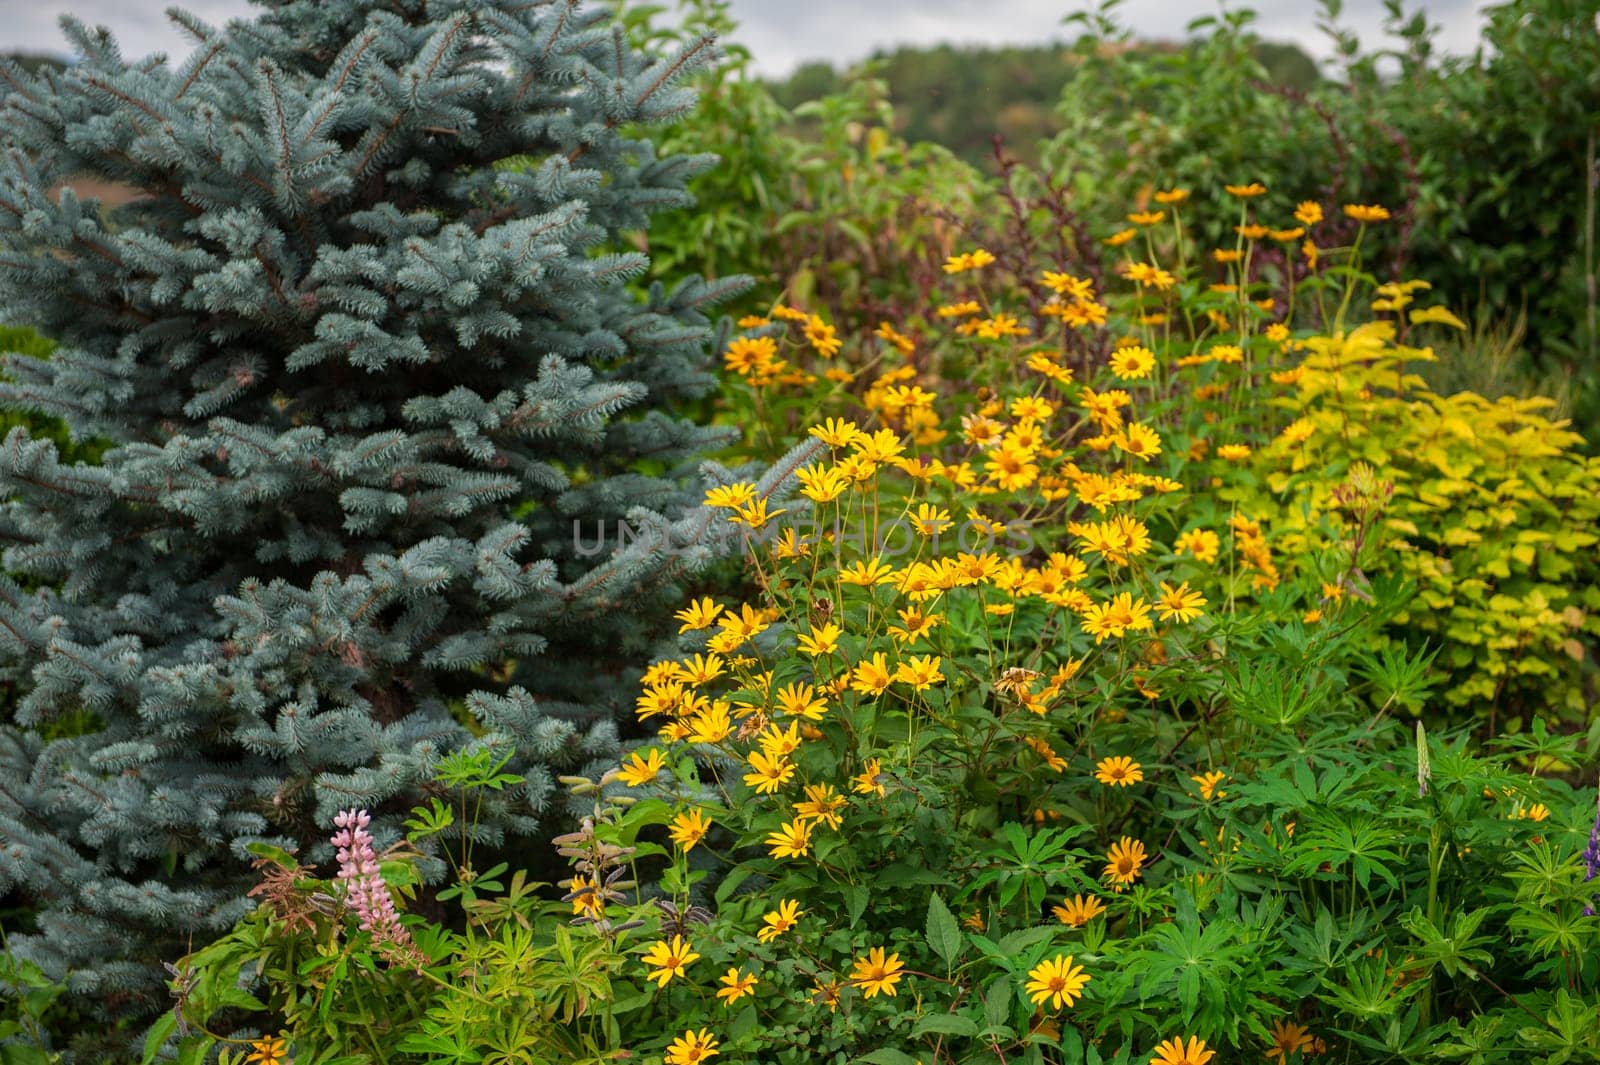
xmin=6 ymin=0 xmax=1490 ymax=78
xmin=9 ymin=0 xmax=255 ymax=62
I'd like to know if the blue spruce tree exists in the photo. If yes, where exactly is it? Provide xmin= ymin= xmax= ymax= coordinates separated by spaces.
xmin=0 ymin=0 xmax=760 ymax=1017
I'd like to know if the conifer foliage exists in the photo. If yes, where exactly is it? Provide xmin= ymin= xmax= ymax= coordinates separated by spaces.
xmin=0 ymin=0 xmax=747 ymax=1013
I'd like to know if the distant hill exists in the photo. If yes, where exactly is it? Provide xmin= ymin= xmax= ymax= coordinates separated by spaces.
xmin=769 ymin=39 xmax=1320 ymax=169
xmin=2 ymin=52 xmax=67 ymax=76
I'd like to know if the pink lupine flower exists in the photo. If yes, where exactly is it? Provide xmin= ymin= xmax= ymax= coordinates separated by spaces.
xmin=331 ymin=809 xmax=425 ymax=970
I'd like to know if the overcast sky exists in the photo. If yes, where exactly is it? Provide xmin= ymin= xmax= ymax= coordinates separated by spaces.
xmin=8 ymin=0 xmax=1492 ymax=77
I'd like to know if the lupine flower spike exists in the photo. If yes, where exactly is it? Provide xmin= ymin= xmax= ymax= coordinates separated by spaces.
xmin=331 ymin=809 xmax=426 ymax=971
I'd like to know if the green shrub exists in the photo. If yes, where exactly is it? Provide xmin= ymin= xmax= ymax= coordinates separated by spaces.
xmin=1247 ymin=316 xmax=1600 ymax=725
xmin=1044 ymin=0 xmax=1600 ymax=443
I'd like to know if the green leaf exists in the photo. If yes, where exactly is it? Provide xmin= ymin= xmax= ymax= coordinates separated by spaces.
xmin=912 ymin=1013 xmax=981 ymax=1038
xmin=854 ymin=1050 xmax=918 ymax=1065
xmin=845 ymin=883 xmax=870 ymax=927
xmin=242 ymin=842 xmax=300 ymax=869
xmin=996 ymin=925 xmax=1057 ymax=958
xmin=140 ymin=1010 xmax=178 ymax=1065
xmin=925 ymin=893 xmax=962 ymax=966
xmin=983 ymin=977 xmax=1013 ymax=1030
xmin=730 ymin=1004 xmax=758 ymax=1041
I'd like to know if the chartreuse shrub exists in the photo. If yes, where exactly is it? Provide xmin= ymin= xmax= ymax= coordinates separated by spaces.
xmin=144 ymin=187 xmax=1599 ymax=1064
xmin=1249 ymin=313 xmax=1600 ymax=723
xmin=0 ymin=0 xmax=756 ymax=1029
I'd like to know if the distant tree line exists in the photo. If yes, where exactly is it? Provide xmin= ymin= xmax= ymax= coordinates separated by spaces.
xmin=769 ymin=39 xmax=1320 ymax=169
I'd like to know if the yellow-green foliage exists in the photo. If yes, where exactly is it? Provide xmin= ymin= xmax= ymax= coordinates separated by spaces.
xmin=1255 ymin=319 xmax=1600 ymax=717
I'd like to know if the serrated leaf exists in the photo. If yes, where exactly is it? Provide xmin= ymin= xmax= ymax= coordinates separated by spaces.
xmin=984 ymin=977 xmax=1013 ymax=1029
xmin=845 ymin=883 xmax=870 ymax=927
xmin=996 ymin=925 xmax=1057 ymax=958
xmin=925 ymin=893 xmax=962 ymax=966
xmin=911 ymin=1013 xmax=981 ymax=1038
